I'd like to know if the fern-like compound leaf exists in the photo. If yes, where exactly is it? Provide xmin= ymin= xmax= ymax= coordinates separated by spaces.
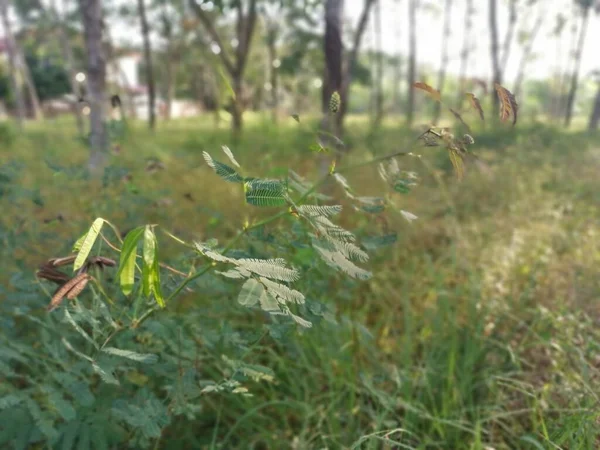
xmin=203 ymin=151 xmax=243 ymax=183
xmin=244 ymin=179 xmax=287 ymax=207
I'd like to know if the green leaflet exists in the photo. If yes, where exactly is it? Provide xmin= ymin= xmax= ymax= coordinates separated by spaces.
xmin=244 ymin=179 xmax=287 ymax=207
xmin=142 ymin=227 xmax=164 ymax=308
xmin=362 ymin=233 xmax=398 ymax=250
xmin=238 ymin=279 xmax=264 ymax=307
xmin=73 ymin=218 xmax=104 ymax=271
xmin=102 ymin=347 xmax=158 ymax=364
xmin=393 ymin=180 xmax=411 ymax=194
xmin=203 ymin=151 xmax=243 ymax=183
xmin=92 ymin=362 xmax=120 ymax=385
xmin=117 ymin=227 xmax=144 ymax=296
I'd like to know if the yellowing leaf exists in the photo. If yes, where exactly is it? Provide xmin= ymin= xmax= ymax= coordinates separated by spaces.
xmin=465 ymin=93 xmax=484 ymax=121
xmin=448 ymin=150 xmax=465 ymax=181
xmin=413 ymin=82 xmax=441 ymax=102
xmin=494 ymin=83 xmax=518 ymax=125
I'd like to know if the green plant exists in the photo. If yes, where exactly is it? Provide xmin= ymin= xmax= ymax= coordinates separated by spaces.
xmin=0 ymin=85 xmax=527 ymax=449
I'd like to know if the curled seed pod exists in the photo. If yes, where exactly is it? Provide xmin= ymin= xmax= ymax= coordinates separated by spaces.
xmin=48 ymin=255 xmax=77 ymax=267
xmin=47 ymin=273 xmax=91 ymax=312
xmin=37 ymin=267 xmax=70 ymax=285
xmin=329 ymin=91 xmax=341 ymax=114
xmin=89 ymin=256 xmax=117 ymax=268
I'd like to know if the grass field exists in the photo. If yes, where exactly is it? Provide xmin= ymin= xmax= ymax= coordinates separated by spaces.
xmin=1 ymin=113 xmax=600 ymax=449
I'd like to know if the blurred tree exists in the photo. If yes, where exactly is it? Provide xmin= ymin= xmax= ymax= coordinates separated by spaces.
xmin=564 ymin=0 xmax=595 ymax=127
xmin=406 ymin=0 xmax=417 ymax=125
xmin=513 ymin=6 xmax=543 ymax=100
xmin=52 ymin=0 xmax=85 ymax=135
xmin=456 ymin=0 xmax=473 ymax=107
xmin=189 ymin=0 xmax=258 ymax=135
xmin=433 ymin=0 xmax=452 ymax=124
xmin=323 ymin=0 xmax=375 ymax=134
xmin=589 ymin=70 xmax=600 ymax=130
xmin=372 ymin=0 xmax=383 ymax=128
xmin=79 ymin=0 xmax=108 ymax=170
xmin=488 ymin=0 xmax=501 ymax=110
xmin=137 ymin=0 xmax=156 ymax=129
xmin=0 ymin=0 xmax=25 ymax=127
xmin=26 ymin=53 xmax=70 ymax=101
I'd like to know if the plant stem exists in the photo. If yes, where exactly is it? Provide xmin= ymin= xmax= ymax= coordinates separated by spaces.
xmin=131 ymin=144 xmax=422 ymax=329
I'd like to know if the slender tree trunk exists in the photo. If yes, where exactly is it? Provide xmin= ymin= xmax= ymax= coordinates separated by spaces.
xmin=373 ymin=0 xmax=384 ymax=128
xmin=588 ymin=82 xmax=600 ymax=131
xmin=17 ymin=50 xmax=44 ymax=120
xmin=266 ymin=27 xmax=279 ymax=123
xmin=588 ymin=81 xmax=600 ymax=131
xmin=54 ymin=0 xmax=84 ymax=136
xmin=564 ymin=6 xmax=590 ymax=128
xmin=392 ymin=56 xmax=401 ymax=113
xmin=322 ymin=0 xmax=344 ymax=134
xmin=232 ymin=75 xmax=243 ymax=136
xmin=560 ymin=9 xmax=579 ymax=118
xmin=499 ymin=0 xmax=517 ymax=79
xmin=406 ymin=0 xmax=417 ymax=125
xmin=79 ymin=0 xmax=108 ymax=170
xmin=513 ymin=12 xmax=543 ymax=101
xmin=433 ymin=0 xmax=452 ymax=124
xmin=164 ymin=55 xmax=175 ymax=120
xmin=489 ymin=0 xmax=501 ymax=112
xmin=137 ymin=0 xmax=155 ymax=129
xmin=457 ymin=0 xmax=472 ymax=106
xmin=0 ymin=0 xmax=25 ymax=127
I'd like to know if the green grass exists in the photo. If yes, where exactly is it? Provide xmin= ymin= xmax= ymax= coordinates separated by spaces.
xmin=1 ymin=113 xmax=600 ymax=449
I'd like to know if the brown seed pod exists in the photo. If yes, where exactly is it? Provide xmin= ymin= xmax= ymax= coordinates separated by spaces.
xmin=66 ymin=275 xmax=91 ymax=300
xmin=47 ymin=255 xmax=77 ymax=267
xmin=36 ymin=267 xmax=70 ymax=285
xmin=47 ymin=273 xmax=91 ymax=312
xmin=89 ymin=256 xmax=117 ymax=268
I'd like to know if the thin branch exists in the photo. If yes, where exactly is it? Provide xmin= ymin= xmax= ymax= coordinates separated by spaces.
xmin=345 ymin=0 xmax=376 ymax=91
xmin=188 ymin=0 xmax=235 ymax=75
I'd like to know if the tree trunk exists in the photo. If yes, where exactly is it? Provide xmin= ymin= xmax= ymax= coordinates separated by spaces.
xmin=499 ymin=0 xmax=517 ymax=79
xmin=267 ymin=28 xmax=279 ymax=124
xmin=406 ymin=0 xmax=417 ymax=126
xmin=137 ymin=0 xmax=155 ymax=129
xmin=0 ymin=0 xmax=25 ymax=127
xmin=54 ymin=1 xmax=85 ymax=136
xmin=588 ymin=82 xmax=600 ymax=131
xmin=513 ymin=12 xmax=543 ymax=101
xmin=373 ymin=0 xmax=384 ymax=128
xmin=433 ymin=0 xmax=452 ymax=124
xmin=232 ymin=75 xmax=243 ymax=137
xmin=164 ymin=55 xmax=175 ymax=120
xmin=79 ymin=0 xmax=108 ymax=170
xmin=489 ymin=0 xmax=501 ymax=112
xmin=456 ymin=0 xmax=472 ymax=107
xmin=17 ymin=50 xmax=44 ymax=120
xmin=564 ymin=6 xmax=590 ymax=128
xmin=322 ymin=0 xmax=344 ymax=136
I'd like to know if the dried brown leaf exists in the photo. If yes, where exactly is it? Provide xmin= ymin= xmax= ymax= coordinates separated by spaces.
xmin=413 ymin=82 xmax=441 ymax=102
xmin=465 ymin=93 xmax=485 ymax=121
xmin=494 ymin=83 xmax=518 ymax=125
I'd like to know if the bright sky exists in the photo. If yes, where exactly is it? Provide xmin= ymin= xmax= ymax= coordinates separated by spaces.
xmin=347 ymin=0 xmax=600 ymax=85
